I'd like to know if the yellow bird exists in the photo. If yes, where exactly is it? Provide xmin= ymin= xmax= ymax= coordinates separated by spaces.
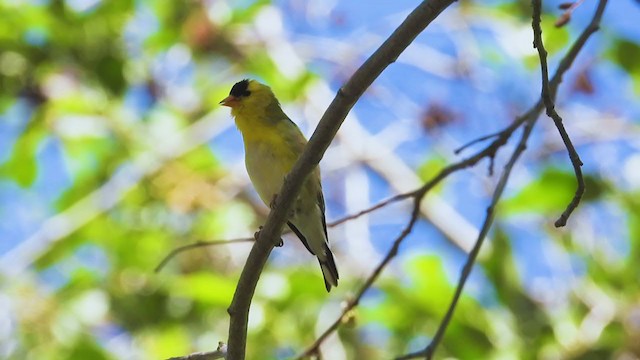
xmin=220 ymin=79 xmax=339 ymax=292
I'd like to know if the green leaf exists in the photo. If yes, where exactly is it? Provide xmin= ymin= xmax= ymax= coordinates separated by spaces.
xmin=58 ymin=137 xmax=115 ymax=183
xmin=609 ymin=39 xmax=640 ymax=75
xmin=405 ymin=255 xmax=453 ymax=311
xmin=417 ymin=155 xmax=448 ymax=193
xmin=482 ymin=226 xmax=522 ymax=305
xmin=503 ymin=168 xmax=574 ymax=215
xmin=485 ymin=0 xmax=532 ymax=22
xmin=417 ymin=155 xmax=447 ymax=181
xmin=67 ymin=336 xmax=111 ymax=360
xmin=620 ymin=193 xmax=640 ymax=276
xmin=503 ymin=168 xmax=608 ymax=215
xmin=95 ymin=54 xmax=125 ymax=94
xmin=0 ymin=120 xmax=45 ymax=187
xmin=229 ymin=0 xmax=270 ymax=23
xmin=144 ymin=325 xmax=190 ymax=359
xmin=541 ymin=17 xmax=570 ymax=55
xmin=608 ymin=39 xmax=640 ymax=94
xmin=169 ymin=271 xmax=235 ymax=306
xmin=34 ymin=232 xmax=86 ymax=270
xmin=181 ymin=146 xmax=221 ymax=174
xmin=57 ymin=267 xmax=102 ymax=300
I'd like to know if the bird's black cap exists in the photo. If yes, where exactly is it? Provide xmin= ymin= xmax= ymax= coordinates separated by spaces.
xmin=230 ymin=79 xmax=251 ymax=97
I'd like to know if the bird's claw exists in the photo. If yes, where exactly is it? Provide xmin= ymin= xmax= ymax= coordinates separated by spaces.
xmin=269 ymin=194 xmax=278 ymax=209
xmin=254 ymin=226 xmax=283 ymax=247
xmin=254 ymin=226 xmax=263 ymax=241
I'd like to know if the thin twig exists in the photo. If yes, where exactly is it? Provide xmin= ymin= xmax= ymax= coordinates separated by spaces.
xmin=454 ymin=131 xmax=501 ymax=154
xmin=296 ymin=196 xmax=424 ymax=360
xmin=396 ymin=120 xmax=537 ymax=359
xmin=547 ymin=0 xmax=608 ymax=100
xmin=167 ymin=351 xmax=225 ymax=360
xmin=154 ymin=238 xmax=255 ymax=273
xmin=532 ymin=0 xmax=605 ymax=227
xmin=167 ymin=342 xmax=227 ymax=360
xmin=327 ymin=191 xmax=417 ymax=227
xmin=417 ymin=118 xmax=537 ymax=360
xmin=555 ymin=0 xmax=586 ymax=27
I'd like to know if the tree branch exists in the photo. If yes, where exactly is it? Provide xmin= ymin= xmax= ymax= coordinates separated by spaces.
xmin=547 ymin=0 xmax=608 ymax=99
xmin=295 ymin=195 xmax=424 ymax=360
xmin=454 ymin=131 xmax=501 ymax=154
xmin=396 ymin=121 xmax=536 ymax=360
xmin=327 ymin=191 xmax=417 ymax=227
xmin=154 ymin=238 xmax=255 ymax=273
xmin=224 ymin=1 xmax=456 ymax=359
xmin=405 ymin=118 xmax=537 ymax=360
xmin=168 ymin=351 xmax=225 ymax=360
xmin=168 ymin=342 xmax=227 ymax=360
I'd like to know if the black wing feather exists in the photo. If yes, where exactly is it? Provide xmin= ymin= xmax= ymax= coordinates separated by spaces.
xmin=317 ymin=187 xmax=328 ymax=238
xmin=287 ymin=222 xmax=314 ymax=254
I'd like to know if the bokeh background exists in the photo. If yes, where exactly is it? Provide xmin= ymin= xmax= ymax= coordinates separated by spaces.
xmin=1 ymin=0 xmax=640 ymax=359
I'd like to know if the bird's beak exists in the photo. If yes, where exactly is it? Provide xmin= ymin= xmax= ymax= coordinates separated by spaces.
xmin=220 ymin=95 xmax=239 ymax=107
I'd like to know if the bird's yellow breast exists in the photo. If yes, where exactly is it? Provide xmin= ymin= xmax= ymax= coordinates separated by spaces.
xmin=238 ymin=119 xmax=299 ymax=205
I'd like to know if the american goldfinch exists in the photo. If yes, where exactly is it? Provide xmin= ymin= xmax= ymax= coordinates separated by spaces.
xmin=220 ymin=79 xmax=339 ymax=292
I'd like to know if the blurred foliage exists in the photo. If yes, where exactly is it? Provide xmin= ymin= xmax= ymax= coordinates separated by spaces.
xmin=1 ymin=0 xmax=640 ymax=360
xmin=608 ymin=38 xmax=640 ymax=94
xmin=502 ymin=167 xmax=609 ymax=215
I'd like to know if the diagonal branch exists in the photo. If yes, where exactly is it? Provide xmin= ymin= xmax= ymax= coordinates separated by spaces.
xmin=295 ymin=196 xmax=423 ymax=360
xmin=454 ymin=131 xmax=502 ymax=154
xmin=224 ymin=1 xmax=456 ymax=359
xmin=407 ymin=118 xmax=537 ymax=360
xmin=154 ymin=238 xmax=255 ymax=273
xmin=168 ymin=342 xmax=227 ymax=360
xmin=327 ymin=191 xmax=416 ymax=227
xmin=547 ymin=0 xmax=608 ymax=100
xmin=396 ymin=120 xmax=537 ymax=360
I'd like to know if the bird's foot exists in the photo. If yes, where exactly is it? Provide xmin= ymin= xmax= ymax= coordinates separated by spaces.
xmin=254 ymin=226 xmax=263 ymax=241
xmin=269 ymin=194 xmax=278 ymax=209
xmin=254 ymin=226 xmax=283 ymax=247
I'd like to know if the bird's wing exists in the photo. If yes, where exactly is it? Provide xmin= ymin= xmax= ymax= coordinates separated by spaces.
xmin=287 ymin=120 xmax=328 ymax=239
xmin=281 ymin=116 xmax=330 ymax=242
xmin=317 ymin=187 xmax=328 ymax=238
xmin=287 ymin=221 xmax=313 ymax=253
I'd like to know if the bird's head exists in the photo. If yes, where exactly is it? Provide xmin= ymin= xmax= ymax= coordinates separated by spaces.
xmin=220 ymin=79 xmax=277 ymax=116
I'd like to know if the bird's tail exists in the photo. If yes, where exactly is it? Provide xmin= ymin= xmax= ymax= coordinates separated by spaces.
xmin=318 ymin=247 xmax=339 ymax=292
